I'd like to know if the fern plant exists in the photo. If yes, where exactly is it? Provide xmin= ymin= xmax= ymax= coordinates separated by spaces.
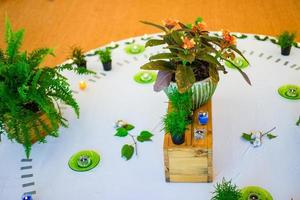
xmin=96 ymin=48 xmax=112 ymax=63
xmin=0 ymin=18 xmax=91 ymax=157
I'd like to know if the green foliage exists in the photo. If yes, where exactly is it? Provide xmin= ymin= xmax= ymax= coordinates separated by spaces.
xmin=211 ymin=178 xmax=242 ymax=200
xmin=163 ymin=87 xmax=192 ymax=138
xmin=114 ymin=122 xmax=153 ymax=160
xmin=0 ymin=18 xmax=91 ymax=157
xmin=114 ymin=127 xmax=128 ymax=137
xmin=163 ymin=111 xmax=189 ymax=137
xmin=137 ymin=131 xmax=153 ymax=142
xmin=297 ymin=116 xmax=300 ymax=126
xmin=70 ymin=47 xmax=86 ymax=68
xmin=278 ymin=31 xmax=296 ymax=48
xmin=121 ymin=144 xmax=134 ymax=160
xmin=167 ymin=87 xmax=192 ymax=114
xmin=140 ymin=17 xmax=250 ymax=93
xmin=96 ymin=48 xmax=112 ymax=63
xmin=64 ymin=46 xmax=95 ymax=75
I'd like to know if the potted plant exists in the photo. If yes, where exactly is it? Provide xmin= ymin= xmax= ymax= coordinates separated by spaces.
xmin=0 ymin=18 xmax=92 ymax=157
xmin=163 ymin=87 xmax=192 ymax=144
xmin=140 ymin=17 xmax=251 ymax=110
xmin=277 ymin=31 xmax=296 ymax=56
xmin=97 ymin=48 xmax=112 ymax=71
xmin=70 ymin=47 xmax=87 ymax=69
xmin=163 ymin=110 xmax=190 ymax=144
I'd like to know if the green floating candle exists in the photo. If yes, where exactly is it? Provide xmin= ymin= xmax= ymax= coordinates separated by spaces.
xmin=225 ymin=56 xmax=249 ymax=69
xmin=278 ymin=84 xmax=300 ymax=100
xmin=133 ymin=71 xmax=157 ymax=84
xmin=125 ymin=44 xmax=145 ymax=54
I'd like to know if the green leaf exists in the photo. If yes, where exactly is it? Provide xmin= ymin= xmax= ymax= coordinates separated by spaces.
xmin=145 ymin=39 xmax=165 ymax=47
xmin=241 ymin=133 xmax=252 ymax=141
xmin=121 ymin=144 xmax=134 ymax=160
xmin=171 ymin=31 xmax=183 ymax=45
xmin=137 ymin=130 xmax=153 ymax=142
xmin=223 ymin=58 xmax=251 ymax=86
xmin=200 ymin=53 xmax=222 ymax=67
xmin=208 ymin=64 xmax=220 ymax=84
xmin=124 ymin=124 xmax=135 ymax=131
xmin=140 ymin=21 xmax=167 ymax=32
xmin=195 ymin=17 xmax=203 ymax=24
xmin=178 ymin=52 xmax=195 ymax=63
xmin=267 ymin=134 xmax=277 ymax=139
xmin=175 ymin=65 xmax=196 ymax=93
xmin=140 ymin=60 xmax=174 ymax=71
xmin=149 ymin=53 xmax=177 ymax=61
xmin=114 ymin=127 xmax=128 ymax=137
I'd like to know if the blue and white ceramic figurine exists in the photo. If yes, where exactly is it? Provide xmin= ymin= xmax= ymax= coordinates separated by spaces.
xmin=22 ymin=194 xmax=32 ymax=200
xmin=198 ymin=111 xmax=209 ymax=125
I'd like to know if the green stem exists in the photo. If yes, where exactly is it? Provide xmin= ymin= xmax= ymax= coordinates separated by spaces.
xmin=129 ymin=133 xmax=138 ymax=156
xmin=262 ymin=127 xmax=276 ymax=137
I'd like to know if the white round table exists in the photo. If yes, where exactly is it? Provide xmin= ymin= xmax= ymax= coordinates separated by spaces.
xmin=0 ymin=33 xmax=299 ymax=200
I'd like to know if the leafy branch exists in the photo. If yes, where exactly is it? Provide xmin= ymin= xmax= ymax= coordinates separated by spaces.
xmin=114 ymin=122 xmax=153 ymax=160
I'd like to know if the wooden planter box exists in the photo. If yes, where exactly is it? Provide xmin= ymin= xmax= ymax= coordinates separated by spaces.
xmin=163 ymin=100 xmax=213 ymax=183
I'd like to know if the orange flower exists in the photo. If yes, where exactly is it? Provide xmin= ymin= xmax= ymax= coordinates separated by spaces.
xmin=182 ymin=37 xmax=196 ymax=49
xmin=196 ymin=21 xmax=207 ymax=30
xmin=162 ymin=18 xmax=178 ymax=29
xmin=222 ymin=30 xmax=236 ymax=46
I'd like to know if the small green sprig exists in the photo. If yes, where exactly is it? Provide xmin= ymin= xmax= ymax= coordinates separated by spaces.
xmin=296 ymin=116 xmax=300 ymax=126
xmin=211 ymin=178 xmax=242 ymax=200
xmin=114 ymin=122 xmax=153 ymax=161
xmin=241 ymin=127 xmax=277 ymax=147
xmin=96 ymin=48 xmax=112 ymax=64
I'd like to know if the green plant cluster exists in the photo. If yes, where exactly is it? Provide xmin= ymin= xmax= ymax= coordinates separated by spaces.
xmin=211 ymin=178 xmax=242 ymax=200
xmin=278 ymin=31 xmax=296 ymax=48
xmin=140 ymin=17 xmax=250 ymax=93
xmin=0 ymin=18 xmax=92 ymax=157
xmin=163 ymin=87 xmax=192 ymax=137
xmin=96 ymin=48 xmax=112 ymax=64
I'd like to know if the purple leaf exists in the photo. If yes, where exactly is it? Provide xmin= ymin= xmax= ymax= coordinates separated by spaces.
xmin=153 ymin=71 xmax=173 ymax=92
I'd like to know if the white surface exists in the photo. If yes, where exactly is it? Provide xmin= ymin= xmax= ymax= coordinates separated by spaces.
xmin=0 ymin=33 xmax=300 ymax=200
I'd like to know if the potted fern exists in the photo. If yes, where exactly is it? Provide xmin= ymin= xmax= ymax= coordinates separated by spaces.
xmin=0 ymin=18 xmax=92 ymax=157
xmin=277 ymin=31 xmax=296 ymax=56
xmin=140 ymin=17 xmax=251 ymax=110
xmin=70 ymin=47 xmax=87 ymax=69
xmin=97 ymin=48 xmax=112 ymax=71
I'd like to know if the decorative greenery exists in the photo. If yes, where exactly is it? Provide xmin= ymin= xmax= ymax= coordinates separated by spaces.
xmin=254 ymin=35 xmax=269 ymax=41
xmin=232 ymin=34 xmax=247 ymax=39
xmin=242 ymin=127 xmax=277 ymax=147
xmin=163 ymin=110 xmax=189 ymax=138
xmin=277 ymin=31 xmax=296 ymax=48
xmin=96 ymin=48 xmax=112 ymax=64
xmin=163 ymin=87 xmax=192 ymax=138
xmin=167 ymin=87 xmax=193 ymax=114
xmin=211 ymin=178 xmax=242 ymax=200
xmin=114 ymin=121 xmax=153 ymax=160
xmin=140 ymin=17 xmax=250 ymax=93
xmin=0 ymin=18 xmax=91 ymax=157
xmin=297 ymin=117 xmax=300 ymax=126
